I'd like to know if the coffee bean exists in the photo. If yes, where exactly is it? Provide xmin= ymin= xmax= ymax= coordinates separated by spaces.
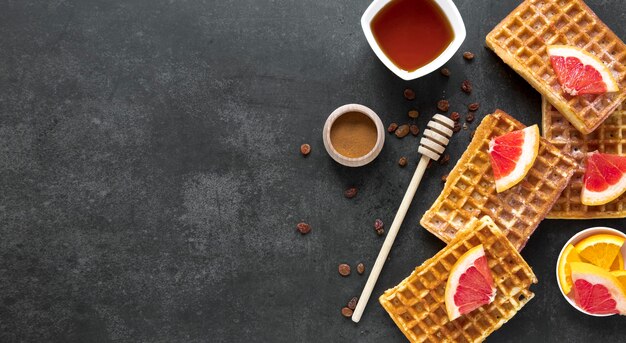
xmin=387 ymin=122 xmax=398 ymax=133
xmin=437 ymin=100 xmax=450 ymax=112
xmin=439 ymin=154 xmax=450 ymax=165
xmin=338 ymin=264 xmax=351 ymax=277
xmin=344 ymin=187 xmax=357 ymax=199
xmin=409 ymin=124 xmax=419 ymax=136
xmin=394 ymin=124 xmax=410 ymax=138
xmin=408 ymin=109 xmax=419 ymax=119
xmin=468 ymin=102 xmax=480 ymax=111
xmin=296 ymin=222 xmax=311 ymax=235
xmin=441 ymin=174 xmax=448 ymax=183
xmin=461 ymin=80 xmax=472 ymax=94
xmin=341 ymin=307 xmax=353 ymax=318
xmin=440 ymin=67 xmax=450 ymax=76
xmin=347 ymin=297 xmax=358 ymax=310
xmin=300 ymin=143 xmax=311 ymax=156
xmin=466 ymin=113 xmax=475 ymax=123
xmin=357 ymin=263 xmax=365 ymax=275
xmin=450 ymin=112 xmax=460 ymax=121
xmin=398 ymin=156 xmax=408 ymax=167
xmin=463 ymin=51 xmax=475 ymax=60
xmin=403 ymin=88 xmax=416 ymax=100
xmin=453 ymin=122 xmax=461 ymax=132
xmin=374 ymin=219 xmax=384 ymax=231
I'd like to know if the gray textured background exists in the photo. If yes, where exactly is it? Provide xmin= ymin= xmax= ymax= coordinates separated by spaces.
xmin=1 ymin=0 xmax=626 ymax=342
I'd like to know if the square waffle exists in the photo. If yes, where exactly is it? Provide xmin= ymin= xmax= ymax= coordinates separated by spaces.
xmin=486 ymin=0 xmax=626 ymax=134
xmin=420 ymin=110 xmax=576 ymax=251
xmin=380 ymin=216 xmax=537 ymax=343
xmin=542 ymin=97 xmax=626 ymax=218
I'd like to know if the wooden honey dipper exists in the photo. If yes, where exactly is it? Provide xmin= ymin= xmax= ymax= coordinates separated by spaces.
xmin=352 ymin=114 xmax=455 ymax=323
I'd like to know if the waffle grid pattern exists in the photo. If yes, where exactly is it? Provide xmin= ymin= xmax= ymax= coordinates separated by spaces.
xmin=542 ymin=97 xmax=626 ymax=218
xmin=421 ymin=110 xmax=576 ymax=251
xmin=380 ymin=216 xmax=537 ymax=343
xmin=486 ymin=0 xmax=626 ymax=134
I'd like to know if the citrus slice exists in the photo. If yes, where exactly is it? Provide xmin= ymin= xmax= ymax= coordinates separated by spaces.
xmin=558 ymin=244 xmax=582 ymax=295
xmin=611 ymin=270 xmax=626 ymax=293
xmin=445 ymin=244 xmax=496 ymax=321
xmin=547 ymin=45 xmax=619 ymax=96
xmin=487 ymin=125 xmax=540 ymax=193
xmin=611 ymin=253 xmax=624 ymax=271
xmin=581 ymin=152 xmax=626 ymax=206
xmin=574 ymin=234 xmax=625 ymax=271
xmin=570 ymin=262 xmax=626 ymax=315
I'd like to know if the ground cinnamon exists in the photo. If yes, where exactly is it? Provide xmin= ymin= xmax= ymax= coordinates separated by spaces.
xmin=330 ymin=112 xmax=378 ymax=158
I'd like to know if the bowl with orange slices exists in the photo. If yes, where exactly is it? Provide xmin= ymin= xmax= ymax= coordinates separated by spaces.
xmin=556 ymin=227 xmax=626 ymax=316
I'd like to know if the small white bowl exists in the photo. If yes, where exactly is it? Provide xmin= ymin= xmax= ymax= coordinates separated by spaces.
xmin=556 ymin=227 xmax=626 ymax=317
xmin=322 ymin=104 xmax=385 ymax=167
xmin=361 ymin=0 xmax=466 ymax=81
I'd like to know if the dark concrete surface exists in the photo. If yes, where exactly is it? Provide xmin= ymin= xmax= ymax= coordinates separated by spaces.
xmin=1 ymin=0 xmax=626 ymax=342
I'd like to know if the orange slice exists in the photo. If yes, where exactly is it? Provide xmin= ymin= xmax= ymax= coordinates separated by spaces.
xmin=487 ymin=125 xmax=540 ymax=193
xmin=611 ymin=253 xmax=624 ymax=271
xmin=571 ymin=262 xmax=626 ymax=315
xmin=611 ymin=270 xmax=626 ymax=294
xmin=547 ymin=45 xmax=619 ymax=96
xmin=574 ymin=234 xmax=625 ymax=270
xmin=581 ymin=152 xmax=626 ymax=206
xmin=558 ymin=244 xmax=582 ymax=295
xmin=444 ymin=245 xmax=496 ymax=321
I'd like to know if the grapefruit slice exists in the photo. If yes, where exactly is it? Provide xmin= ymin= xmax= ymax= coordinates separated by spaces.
xmin=558 ymin=244 xmax=582 ymax=295
xmin=547 ymin=45 xmax=619 ymax=96
xmin=581 ymin=152 xmax=626 ymax=206
xmin=611 ymin=270 xmax=626 ymax=293
xmin=570 ymin=262 xmax=626 ymax=315
xmin=488 ymin=125 xmax=540 ymax=193
xmin=445 ymin=244 xmax=496 ymax=321
xmin=574 ymin=234 xmax=625 ymax=271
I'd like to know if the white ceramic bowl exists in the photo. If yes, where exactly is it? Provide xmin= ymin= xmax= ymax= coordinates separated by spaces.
xmin=322 ymin=104 xmax=385 ymax=167
xmin=556 ymin=227 xmax=626 ymax=317
xmin=361 ymin=0 xmax=466 ymax=81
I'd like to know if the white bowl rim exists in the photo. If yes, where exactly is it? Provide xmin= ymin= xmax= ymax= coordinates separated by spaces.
xmin=360 ymin=0 xmax=467 ymax=81
xmin=556 ymin=226 xmax=626 ymax=317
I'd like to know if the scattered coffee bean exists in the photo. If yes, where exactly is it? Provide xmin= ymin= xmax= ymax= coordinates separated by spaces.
xmin=461 ymin=80 xmax=473 ymax=94
xmin=348 ymin=297 xmax=358 ymax=310
xmin=408 ymin=109 xmax=419 ymax=119
xmin=453 ymin=122 xmax=461 ymax=132
xmin=439 ymin=154 xmax=450 ymax=165
xmin=338 ymin=263 xmax=351 ymax=277
xmin=395 ymin=124 xmax=410 ymax=138
xmin=387 ymin=122 xmax=398 ymax=133
xmin=441 ymin=174 xmax=448 ymax=183
xmin=374 ymin=219 xmax=384 ymax=232
xmin=300 ymin=143 xmax=311 ymax=156
xmin=357 ymin=263 xmax=365 ymax=275
xmin=296 ymin=222 xmax=311 ymax=235
xmin=344 ymin=187 xmax=358 ymax=199
xmin=468 ymin=102 xmax=480 ymax=111
xmin=466 ymin=113 xmax=475 ymax=123
xmin=437 ymin=100 xmax=450 ymax=112
xmin=403 ymin=88 xmax=416 ymax=100
xmin=440 ymin=67 xmax=450 ymax=76
xmin=409 ymin=124 xmax=419 ymax=136
xmin=463 ymin=51 xmax=475 ymax=60
xmin=450 ymin=112 xmax=460 ymax=121
xmin=398 ymin=156 xmax=408 ymax=167
xmin=341 ymin=307 xmax=353 ymax=318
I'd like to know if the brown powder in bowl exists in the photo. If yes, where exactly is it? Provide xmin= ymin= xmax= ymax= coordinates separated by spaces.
xmin=330 ymin=112 xmax=378 ymax=158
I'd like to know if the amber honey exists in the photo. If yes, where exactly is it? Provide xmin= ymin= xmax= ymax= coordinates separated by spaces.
xmin=371 ymin=0 xmax=454 ymax=72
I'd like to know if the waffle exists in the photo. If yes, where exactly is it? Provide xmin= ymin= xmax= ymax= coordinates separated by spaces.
xmin=380 ymin=216 xmax=537 ymax=343
xmin=420 ymin=110 xmax=576 ymax=251
xmin=542 ymin=97 xmax=626 ymax=218
xmin=486 ymin=0 xmax=626 ymax=134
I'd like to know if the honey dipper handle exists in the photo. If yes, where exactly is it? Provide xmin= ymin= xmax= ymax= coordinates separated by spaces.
xmin=352 ymin=155 xmax=431 ymax=323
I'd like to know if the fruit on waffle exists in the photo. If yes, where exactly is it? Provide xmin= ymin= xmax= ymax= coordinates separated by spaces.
xmin=488 ymin=125 xmax=540 ymax=193
xmin=581 ymin=152 xmax=626 ymax=206
xmin=379 ymin=216 xmax=537 ymax=343
xmin=570 ymin=262 xmax=626 ymax=315
xmin=420 ymin=110 xmax=576 ymax=251
xmin=542 ymin=98 xmax=626 ymax=218
xmin=486 ymin=0 xmax=626 ymax=134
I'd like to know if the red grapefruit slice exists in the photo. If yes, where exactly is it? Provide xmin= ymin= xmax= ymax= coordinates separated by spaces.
xmin=488 ymin=125 xmax=540 ymax=193
xmin=547 ymin=45 xmax=619 ymax=96
xmin=445 ymin=244 xmax=496 ymax=321
xmin=581 ymin=152 xmax=626 ymax=206
xmin=570 ymin=262 xmax=626 ymax=315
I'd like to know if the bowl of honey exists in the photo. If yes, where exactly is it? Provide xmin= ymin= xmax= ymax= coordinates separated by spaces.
xmin=361 ymin=0 xmax=466 ymax=80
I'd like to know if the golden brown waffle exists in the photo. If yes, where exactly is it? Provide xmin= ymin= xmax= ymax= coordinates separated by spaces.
xmin=420 ymin=110 xmax=576 ymax=251
xmin=486 ymin=0 xmax=626 ymax=134
xmin=380 ymin=216 xmax=537 ymax=343
xmin=542 ymin=97 xmax=626 ymax=218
